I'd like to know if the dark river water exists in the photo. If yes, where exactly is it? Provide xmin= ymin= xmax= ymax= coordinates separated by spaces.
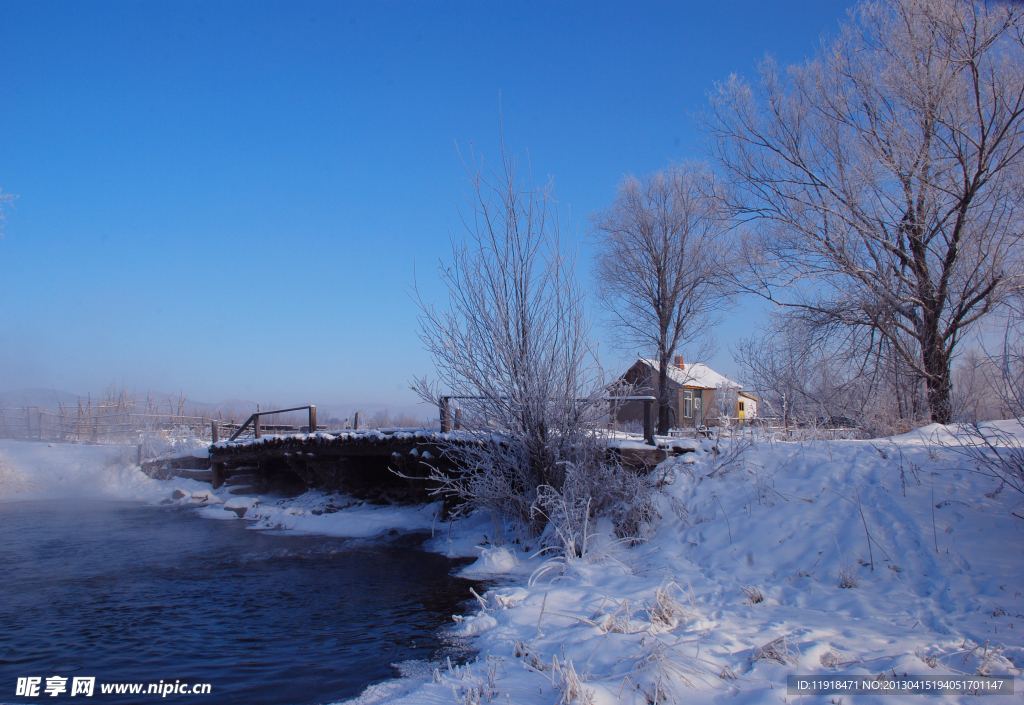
xmin=0 ymin=501 xmax=482 ymax=705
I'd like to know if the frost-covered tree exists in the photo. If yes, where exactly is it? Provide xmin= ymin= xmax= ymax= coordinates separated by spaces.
xmin=952 ymin=348 xmax=1008 ymax=422
xmin=736 ymin=311 xmax=929 ymax=436
xmin=704 ymin=0 xmax=1024 ymax=424
xmin=590 ymin=163 xmax=734 ymax=434
xmin=411 ymin=139 xmax=618 ymax=538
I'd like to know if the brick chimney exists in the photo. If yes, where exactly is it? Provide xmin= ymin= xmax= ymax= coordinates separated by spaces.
xmin=674 ymin=355 xmax=685 ymax=368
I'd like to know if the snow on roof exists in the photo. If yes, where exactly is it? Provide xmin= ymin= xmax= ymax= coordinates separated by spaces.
xmin=638 ymin=359 xmax=741 ymax=390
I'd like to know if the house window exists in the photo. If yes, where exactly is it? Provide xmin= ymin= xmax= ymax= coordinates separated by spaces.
xmin=683 ymin=390 xmax=693 ymax=418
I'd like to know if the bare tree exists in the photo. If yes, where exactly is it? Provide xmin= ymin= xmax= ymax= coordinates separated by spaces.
xmin=591 ymin=163 xmax=734 ymax=434
xmin=952 ymin=347 xmax=1007 ymax=421
xmin=942 ymin=309 xmax=1024 ymax=513
xmin=411 ymin=138 xmax=616 ymax=538
xmin=736 ymin=311 xmax=928 ymax=436
xmin=704 ymin=0 xmax=1024 ymax=423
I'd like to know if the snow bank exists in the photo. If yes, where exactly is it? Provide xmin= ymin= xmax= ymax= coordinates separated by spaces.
xmin=0 ymin=439 xmax=169 ymax=503
xmin=0 ymin=439 xmax=442 ymax=540
xmin=354 ymin=430 xmax=1024 ymax=704
xmin=197 ymin=492 xmax=442 ymax=538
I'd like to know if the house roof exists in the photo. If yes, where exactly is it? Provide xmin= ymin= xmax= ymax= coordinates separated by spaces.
xmin=637 ymin=359 xmax=742 ymax=390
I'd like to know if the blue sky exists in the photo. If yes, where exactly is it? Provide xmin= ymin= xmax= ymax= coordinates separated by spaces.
xmin=0 ymin=0 xmax=854 ymax=413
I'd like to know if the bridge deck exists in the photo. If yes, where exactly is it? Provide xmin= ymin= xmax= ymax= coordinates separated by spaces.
xmin=141 ymin=429 xmax=688 ymax=504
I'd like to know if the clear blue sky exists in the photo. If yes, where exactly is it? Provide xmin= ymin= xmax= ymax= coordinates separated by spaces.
xmin=0 ymin=0 xmax=853 ymax=411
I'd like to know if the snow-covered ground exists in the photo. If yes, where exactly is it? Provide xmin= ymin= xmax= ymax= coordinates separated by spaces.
xmin=361 ymin=426 xmax=1024 ymax=705
xmin=3 ymin=428 xmax=1023 ymax=704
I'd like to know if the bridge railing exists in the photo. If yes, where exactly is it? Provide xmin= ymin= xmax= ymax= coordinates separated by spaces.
xmin=224 ymin=405 xmax=317 ymax=442
xmin=438 ymin=395 xmax=660 ymax=445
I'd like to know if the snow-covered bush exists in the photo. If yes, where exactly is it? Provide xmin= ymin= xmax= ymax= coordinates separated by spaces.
xmin=412 ymin=136 xmax=651 ymax=544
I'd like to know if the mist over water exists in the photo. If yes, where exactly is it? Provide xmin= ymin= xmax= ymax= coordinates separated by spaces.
xmin=0 ymin=501 xmax=482 ymax=705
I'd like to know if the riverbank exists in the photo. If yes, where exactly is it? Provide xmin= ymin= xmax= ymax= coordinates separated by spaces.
xmin=4 ymin=428 xmax=1023 ymax=704
xmin=362 ymin=426 xmax=1024 ymax=704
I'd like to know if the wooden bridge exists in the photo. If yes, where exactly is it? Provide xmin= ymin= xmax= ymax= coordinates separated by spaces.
xmin=141 ymin=403 xmax=687 ymax=503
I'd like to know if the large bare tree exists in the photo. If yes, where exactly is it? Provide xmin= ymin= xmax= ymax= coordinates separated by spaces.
xmin=704 ymin=0 xmax=1024 ymax=423
xmin=591 ymin=163 xmax=732 ymax=434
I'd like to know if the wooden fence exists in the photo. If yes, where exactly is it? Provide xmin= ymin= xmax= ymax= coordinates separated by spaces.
xmin=0 ymin=405 xmax=217 ymax=444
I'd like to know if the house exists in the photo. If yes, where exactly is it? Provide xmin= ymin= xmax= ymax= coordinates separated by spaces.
xmin=614 ymin=357 xmax=757 ymax=429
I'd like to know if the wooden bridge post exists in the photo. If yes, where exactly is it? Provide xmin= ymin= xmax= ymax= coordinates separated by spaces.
xmin=211 ymin=461 xmax=225 ymax=489
xmin=211 ymin=420 xmax=219 ymax=443
xmin=439 ymin=397 xmax=451 ymax=432
xmin=309 ymin=406 xmax=317 ymax=433
xmin=454 ymin=407 xmax=462 ymax=431
xmin=253 ymin=414 xmax=261 ymax=439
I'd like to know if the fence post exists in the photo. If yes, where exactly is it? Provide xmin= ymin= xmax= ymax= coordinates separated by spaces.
xmin=211 ymin=420 xmax=219 ymax=443
xmin=454 ymin=407 xmax=462 ymax=431
xmin=439 ymin=397 xmax=451 ymax=432
xmin=643 ymin=399 xmax=654 ymax=446
xmin=309 ymin=405 xmax=317 ymax=433
xmin=253 ymin=414 xmax=261 ymax=439
xmin=353 ymin=411 xmax=359 ymax=431
xmin=38 ymin=410 xmax=43 ymax=441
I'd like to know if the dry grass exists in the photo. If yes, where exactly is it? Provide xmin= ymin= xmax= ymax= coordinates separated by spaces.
xmin=752 ymin=636 xmax=798 ymax=665
xmin=600 ymin=599 xmax=636 ymax=634
xmin=553 ymin=657 xmax=594 ymax=705
xmin=647 ymin=582 xmax=691 ymax=633
xmin=741 ymin=585 xmax=764 ymax=604
xmin=833 ymin=536 xmax=859 ymax=588
xmin=837 ymin=553 xmax=859 ymax=589
xmin=819 ymin=648 xmax=843 ymax=668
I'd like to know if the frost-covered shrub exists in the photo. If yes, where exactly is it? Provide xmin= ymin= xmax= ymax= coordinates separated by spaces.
xmin=530 ymin=458 xmax=657 ymax=555
xmin=411 ymin=137 xmax=648 ymax=544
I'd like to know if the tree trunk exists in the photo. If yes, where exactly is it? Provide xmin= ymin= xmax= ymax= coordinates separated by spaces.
xmin=924 ymin=361 xmax=953 ymax=424
xmin=920 ymin=322 xmax=952 ymax=424
xmin=656 ymin=354 xmax=672 ymax=435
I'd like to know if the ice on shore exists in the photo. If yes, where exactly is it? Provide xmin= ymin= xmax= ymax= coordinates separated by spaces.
xmin=6 ymin=427 xmax=1024 ymax=704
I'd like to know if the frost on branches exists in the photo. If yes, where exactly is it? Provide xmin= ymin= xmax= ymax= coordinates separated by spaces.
xmin=411 ymin=138 xmax=654 ymax=546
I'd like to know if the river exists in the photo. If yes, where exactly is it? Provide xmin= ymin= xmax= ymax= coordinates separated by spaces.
xmin=0 ymin=500 xmax=481 ymax=704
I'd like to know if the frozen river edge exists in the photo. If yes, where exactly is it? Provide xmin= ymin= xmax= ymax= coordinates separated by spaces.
xmin=2 ymin=430 xmax=1023 ymax=704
